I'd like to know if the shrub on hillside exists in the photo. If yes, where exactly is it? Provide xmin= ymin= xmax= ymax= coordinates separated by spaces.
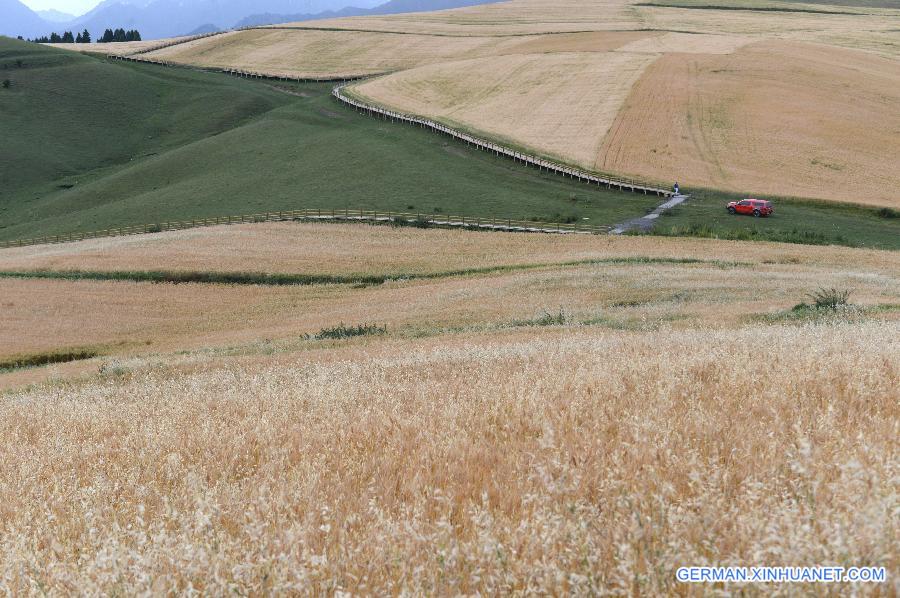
xmin=312 ymin=323 xmax=386 ymax=340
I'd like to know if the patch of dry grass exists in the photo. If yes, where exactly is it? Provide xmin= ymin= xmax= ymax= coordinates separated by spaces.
xmin=1 ymin=322 xmax=896 ymax=593
xmin=1 ymin=224 xmax=897 ymax=388
xmin=599 ymin=40 xmax=900 ymax=208
xmin=351 ymin=51 xmax=657 ymax=168
xmin=48 ymin=38 xmax=196 ymax=56
xmin=143 ymin=28 xmax=655 ymax=78
xmin=2 ymin=221 xmax=896 ymax=275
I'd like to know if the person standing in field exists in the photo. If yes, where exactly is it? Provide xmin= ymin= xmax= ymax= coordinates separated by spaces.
xmin=674 ymin=182 xmax=680 ymax=195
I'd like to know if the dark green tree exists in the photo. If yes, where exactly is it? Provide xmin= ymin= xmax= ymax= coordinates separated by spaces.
xmin=49 ymin=32 xmax=61 ymax=43
xmin=61 ymin=31 xmax=75 ymax=43
xmin=80 ymin=29 xmax=91 ymax=43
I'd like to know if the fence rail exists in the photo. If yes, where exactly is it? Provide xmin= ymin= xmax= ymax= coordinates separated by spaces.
xmin=332 ymin=84 xmax=672 ymax=198
xmin=126 ymin=30 xmax=229 ymax=55
xmin=0 ymin=209 xmax=610 ymax=249
xmin=109 ymin=53 xmax=372 ymax=83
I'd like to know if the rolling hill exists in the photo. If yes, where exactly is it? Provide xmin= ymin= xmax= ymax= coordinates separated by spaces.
xmin=143 ymin=0 xmax=900 ymax=209
xmin=0 ymin=37 xmax=661 ymax=242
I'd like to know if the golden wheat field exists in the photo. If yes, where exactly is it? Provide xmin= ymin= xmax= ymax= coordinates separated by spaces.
xmin=136 ymin=0 xmax=900 ymax=204
xmin=49 ymin=37 xmax=196 ymax=56
xmin=1 ymin=323 xmax=898 ymax=593
xmin=598 ymin=40 xmax=900 ymax=207
xmin=1 ymin=223 xmax=898 ymax=592
xmin=2 ymin=222 xmax=899 ymax=365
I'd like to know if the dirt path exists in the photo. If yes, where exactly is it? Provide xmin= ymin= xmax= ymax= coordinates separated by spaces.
xmin=611 ymin=194 xmax=689 ymax=234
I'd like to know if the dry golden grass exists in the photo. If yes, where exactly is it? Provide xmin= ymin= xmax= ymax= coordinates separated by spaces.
xmin=279 ymin=0 xmax=646 ymax=35
xmin=1 ymin=321 xmax=897 ymax=593
xmin=351 ymin=51 xmax=657 ymax=167
xmin=143 ymin=28 xmax=654 ymax=77
xmin=2 ymin=223 xmax=898 ymax=389
xmin=599 ymin=40 xmax=900 ymax=207
xmin=2 ymin=221 xmax=896 ymax=275
xmin=635 ymin=2 xmax=900 ymax=59
xmin=48 ymin=38 xmax=195 ymax=56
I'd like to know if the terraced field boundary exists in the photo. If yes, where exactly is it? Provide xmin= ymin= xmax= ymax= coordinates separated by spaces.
xmin=109 ymin=54 xmax=373 ymax=82
xmin=0 ymin=208 xmax=611 ymax=250
xmin=127 ymin=30 xmax=231 ymax=55
xmin=333 ymin=84 xmax=672 ymax=197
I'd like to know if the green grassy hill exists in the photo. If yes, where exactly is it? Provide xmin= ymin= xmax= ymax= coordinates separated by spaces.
xmin=0 ymin=37 xmax=662 ymax=241
xmin=1 ymin=37 xmax=896 ymax=249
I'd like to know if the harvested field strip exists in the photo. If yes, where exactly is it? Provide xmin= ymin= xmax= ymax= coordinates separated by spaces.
xmin=0 ymin=348 xmax=100 ymax=372
xmin=336 ymin=84 xmax=670 ymax=195
xmin=0 ymin=208 xmax=618 ymax=250
xmin=635 ymin=2 xmax=863 ymax=14
xmin=0 ymin=257 xmax=749 ymax=286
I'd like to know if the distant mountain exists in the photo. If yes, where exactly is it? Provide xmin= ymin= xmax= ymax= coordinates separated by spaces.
xmin=36 ymin=8 xmax=76 ymax=22
xmin=0 ymin=0 xmax=51 ymax=38
xmin=1 ymin=0 xmax=502 ymax=41
xmin=237 ymin=0 xmax=503 ymax=27
xmin=185 ymin=24 xmax=222 ymax=36
xmin=236 ymin=6 xmax=368 ymax=27
xmin=67 ymin=0 xmax=382 ymax=39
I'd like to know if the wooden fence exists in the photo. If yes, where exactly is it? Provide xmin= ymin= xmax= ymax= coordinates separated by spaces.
xmin=0 ymin=209 xmax=611 ymax=249
xmin=332 ymin=84 xmax=671 ymax=197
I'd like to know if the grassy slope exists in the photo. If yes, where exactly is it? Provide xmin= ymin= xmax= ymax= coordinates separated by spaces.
xmin=651 ymin=188 xmax=900 ymax=250
xmin=0 ymin=37 xmax=660 ymax=241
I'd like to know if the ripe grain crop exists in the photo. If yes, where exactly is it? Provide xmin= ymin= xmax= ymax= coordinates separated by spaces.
xmin=3 ymin=222 xmax=895 ymax=276
xmin=599 ymin=40 xmax=900 ymax=208
xmin=350 ymin=51 xmax=657 ymax=169
xmin=2 ymin=225 xmax=897 ymax=388
xmin=144 ymin=28 xmax=655 ymax=78
xmin=1 ymin=322 xmax=896 ymax=593
xmin=48 ymin=38 xmax=194 ymax=56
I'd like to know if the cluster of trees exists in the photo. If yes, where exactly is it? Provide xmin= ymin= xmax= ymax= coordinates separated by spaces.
xmin=97 ymin=28 xmax=142 ymax=43
xmin=30 ymin=29 xmax=91 ymax=43
xmin=29 ymin=28 xmax=142 ymax=44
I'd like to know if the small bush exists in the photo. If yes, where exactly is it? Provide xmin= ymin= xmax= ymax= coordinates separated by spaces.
xmin=807 ymin=287 xmax=853 ymax=310
xmin=513 ymin=309 xmax=570 ymax=327
xmin=2 ymin=79 xmax=10 ymax=89
xmin=0 ymin=348 xmax=99 ymax=371
xmin=147 ymin=224 xmax=163 ymax=233
xmin=876 ymin=207 xmax=898 ymax=219
xmin=389 ymin=216 xmax=430 ymax=229
xmin=313 ymin=323 xmax=386 ymax=340
xmin=534 ymin=309 xmax=569 ymax=326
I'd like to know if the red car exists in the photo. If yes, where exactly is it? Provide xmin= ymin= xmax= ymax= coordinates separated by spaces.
xmin=727 ymin=198 xmax=773 ymax=217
